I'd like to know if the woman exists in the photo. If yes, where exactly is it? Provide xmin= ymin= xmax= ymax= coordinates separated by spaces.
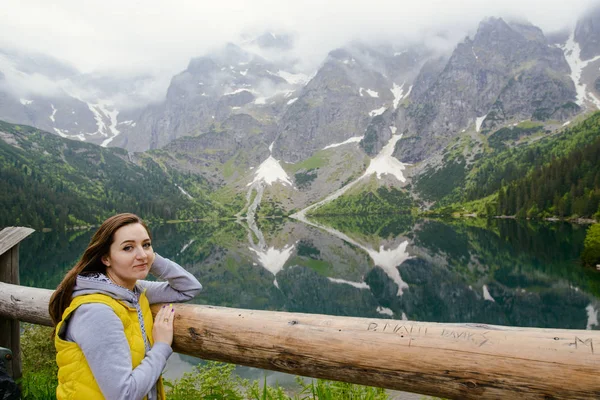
xmin=49 ymin=213 xmax=202 ymax=400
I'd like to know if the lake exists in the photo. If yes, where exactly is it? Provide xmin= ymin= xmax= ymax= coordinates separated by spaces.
xmin=18 ymin=216 xmax=600 ymax=383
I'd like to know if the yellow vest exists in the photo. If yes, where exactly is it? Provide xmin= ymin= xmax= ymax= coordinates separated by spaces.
xmin=55 ymin=292 xmax=165 ymax=400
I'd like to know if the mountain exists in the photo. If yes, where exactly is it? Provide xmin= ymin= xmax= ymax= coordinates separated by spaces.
xmin=0 ymin=48 xmax=156 ymax=147
xmin=3 ymin=11 xmax=600 ymax=222
xmin=273 ymin=44 xmax=423 ymax=163
xmin=396 ymin=18 xmax=577 ymax=163
xmin=114 ymin=42 xmax=310 ymax=152
xmin=0 ymin=119 xmax=222 ymax=230
xmin=574 ymin=6 xmax=600 ymax=61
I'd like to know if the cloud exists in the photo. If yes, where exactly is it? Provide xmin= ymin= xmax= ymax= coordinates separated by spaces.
xmin=0 ymin=0 xmax=596 ymax=104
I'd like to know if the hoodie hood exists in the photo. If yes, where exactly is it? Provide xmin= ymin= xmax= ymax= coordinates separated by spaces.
xmin=73 ymin=272 xmax=142 ymax=308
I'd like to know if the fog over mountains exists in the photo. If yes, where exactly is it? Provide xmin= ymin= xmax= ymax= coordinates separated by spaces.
xmin=2 ymin=4 xmax=600 ymax=216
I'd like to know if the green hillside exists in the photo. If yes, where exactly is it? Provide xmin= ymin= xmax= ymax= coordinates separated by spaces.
xmin=419 ymin=112 xmax=600 ymax=220
xmin=0 ymin=120 xmax=225 ymax=230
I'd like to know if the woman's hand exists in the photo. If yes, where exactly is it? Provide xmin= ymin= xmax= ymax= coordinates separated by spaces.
xmin=153 ymin=304 xmax=174 ymax=346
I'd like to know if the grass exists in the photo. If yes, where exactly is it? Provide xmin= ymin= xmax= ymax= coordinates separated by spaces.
xmin=285 ymin=152 xmax=328 ymax=174
xmin=164 ymin=362 xmax=391 ymax=400
xmin=19 ymin=325 xmax=411 ymax=400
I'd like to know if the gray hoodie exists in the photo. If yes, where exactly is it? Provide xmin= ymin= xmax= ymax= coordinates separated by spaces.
xmin=60 ymin=254 xmax=202 ymax=400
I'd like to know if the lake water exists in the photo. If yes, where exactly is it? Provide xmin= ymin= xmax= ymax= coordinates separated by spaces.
xmin=18 ymin=216 xmax=600 ymax=384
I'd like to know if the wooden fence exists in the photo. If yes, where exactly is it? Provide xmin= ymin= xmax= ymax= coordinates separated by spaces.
xmin=1 ymin=226 xmax=600 ymax=399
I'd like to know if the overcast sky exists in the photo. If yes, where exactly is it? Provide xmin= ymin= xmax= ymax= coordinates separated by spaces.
xmin=0 ymin=0 xmax=597 ymax=77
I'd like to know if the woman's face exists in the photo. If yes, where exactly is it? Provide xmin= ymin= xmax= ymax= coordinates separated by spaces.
xmin=102 ymin=223 xmax=155 ymax=290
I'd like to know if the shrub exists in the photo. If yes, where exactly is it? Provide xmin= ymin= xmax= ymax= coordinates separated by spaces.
xmin=582 ymin=224 xmax=600 ymax=267
xmin=20 ymin=324 xmax=57 ymax=400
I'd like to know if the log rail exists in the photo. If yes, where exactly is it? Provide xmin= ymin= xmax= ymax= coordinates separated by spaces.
xmin=1 ymin=281 xmax=599 ymax=400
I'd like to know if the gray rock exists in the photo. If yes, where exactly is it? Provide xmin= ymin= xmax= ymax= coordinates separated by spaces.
xmin=574 ymin=5 xmax=600 ymax=61
xmin=397 ymin=17 xmax=576 ymax=163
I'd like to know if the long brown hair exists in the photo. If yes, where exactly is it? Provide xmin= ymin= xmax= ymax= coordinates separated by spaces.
xmin=49 ymin=213 xmax=151 ymax=327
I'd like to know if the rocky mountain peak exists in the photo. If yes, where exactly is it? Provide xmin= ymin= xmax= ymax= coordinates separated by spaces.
xmin=574 ymin=4 xmax=600 ymax=61
xmin=399 ymin=17 xmax=576 ymax=163
xmin=508 ymin=21 xmax=547 ymax=43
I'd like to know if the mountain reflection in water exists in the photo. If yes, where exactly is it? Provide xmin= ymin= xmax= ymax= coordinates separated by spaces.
xmin=20 ymin=216 xmax=600 ymax=330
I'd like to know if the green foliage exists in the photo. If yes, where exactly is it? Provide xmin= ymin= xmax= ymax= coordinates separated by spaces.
xmin=0 ymin=120 xmax=224 ymax=230
xmin=582 ymin=224 xmax=600 ymax=267
xmin=297 ymin=239 xmax=321 ymax=258
xmin=244 ymin=378 xmax=290 ymax=400
xmin=465 ymin=112 xmax=600 ymax=203
xmin=310 ymin=186 xmax=414 ymax=216
xmin=286 ymin=152 xmax=327 ymax=173
xmin=360 ymin=115 xmax=386 ymax=156
xmin=431 ymin=112 xmax=600 ymax=219
xmin=294 ymin=169 xmax=318 ymax=189
xmin=487 ymin=125 xmax=543 ymax=151
xmin=257 ymin=200 xmax=286 ymax=218
xmin=415 ymin=157 xmax=466 ymax=203
xmin=164 ymin=361 xmax=244 ymax=399
xmin=19 ymin=324 xmax=57 ymax=400
xmin=314 ymin=214 xmax=415 ymax=239
xmin=495 ymin=134 xmax=600 ymax=218
xmin=295 ymin=376 xmax=388 ymax=400
xmin=164 ymin=361 xmax=391 ymax=400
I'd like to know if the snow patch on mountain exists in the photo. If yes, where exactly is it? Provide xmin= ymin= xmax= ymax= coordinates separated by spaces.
xmin=560 ymin=33 xmax=600 ymax=108
xmin=19 ymin=98 xmax=33 ymax=105
xmin=365 ymin=241 xmax=411 ymax=295
xmin=274 ymin=70 xmax=310 ymax=85
xmin=287 ymin=97 xmax=298 ymax=105
xmin=586 ymin=304 xmax=598 ymax=330
xmin=362 ymin=134 xmax=406 ymax=182
xmin=359 ymin=88 xmax=379 ymax=97
xmin=294 ymin=133 xmax=407 ymax=221
xmin=376 ymin=306 xmax=394 ymax=316
xmin=323 ymin=136 xmax=364 ymax=150
xmin=328 ymin=278 xmax=369 ymax=289
xmin=483 ymin=285 xmax=495 ymax=302
xmin=224 ymin=88 xmax=257 ymax=96
xmin=90 ymin=103 xmax=120 ymax=147
xmin=291 ymin=209 xmax=412 ymax=296
xmin=369 ymin=107 xmax=386 ymax=117
xmin=54 ymin=128 xmax=86 ymax=141
xmin=176 ymin=184 xmax=193 ymax=200
xmin=249 ymin=244 xmax=295 ymax=288
xmin=476 ymin=114 xmax=487 ymax=132
xmin=391 ymin=83 xmax=412 ymax=109
xmin=179 ymin=239 xmax=195 ymax=254
xmin=49 ymin=104 xmax=57 ymax=122
xmin=248 ymin=142 xmax=293 ymax=187
xmin=248 ymin=156 xmax=292 ymax=186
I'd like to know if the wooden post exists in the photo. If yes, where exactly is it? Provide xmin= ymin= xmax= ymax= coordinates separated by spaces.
xmin=0 ymin=227 xmax=34 ymax=382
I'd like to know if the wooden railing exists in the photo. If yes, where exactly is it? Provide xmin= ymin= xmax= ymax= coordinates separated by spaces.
xmin=1 ymin=227 xmax=600 ymax=399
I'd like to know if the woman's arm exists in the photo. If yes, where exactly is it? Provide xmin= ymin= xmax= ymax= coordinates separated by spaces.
xmin=66 ymin=303 xmax=172 ymax=400
xmin=138 ymin=253 xmax=202 ymax=304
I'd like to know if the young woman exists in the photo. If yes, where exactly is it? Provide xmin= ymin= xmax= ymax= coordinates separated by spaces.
xmin=49 ymin=213 xmax=202 ymax=400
